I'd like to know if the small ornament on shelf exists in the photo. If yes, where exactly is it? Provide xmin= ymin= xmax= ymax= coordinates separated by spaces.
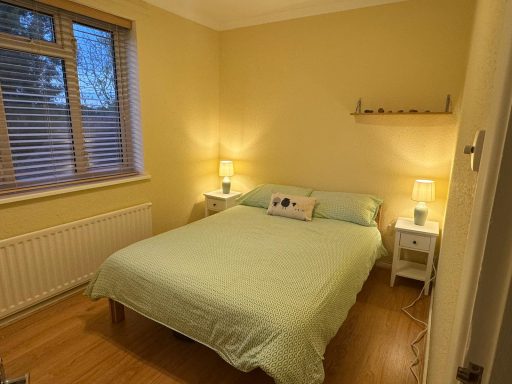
xmin=445 ymin=94 xmax=452 ymax=112
xmin=355 ymin=98 xmax=362 ymax=114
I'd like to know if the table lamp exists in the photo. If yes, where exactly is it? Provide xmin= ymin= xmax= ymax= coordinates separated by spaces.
xmin=219 ymin=160 xmax=234 ymax=194
xmin=412 ymin=179 xmax=435 ymax=226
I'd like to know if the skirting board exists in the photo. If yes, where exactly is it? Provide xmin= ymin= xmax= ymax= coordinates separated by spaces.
xmin=375 ymin=260 xmax=392 ymax=269
xmin=0 ymin=283 xmax=88 ymax=328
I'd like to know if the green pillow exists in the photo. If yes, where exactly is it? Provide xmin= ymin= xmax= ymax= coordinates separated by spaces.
xmin=238 ymin=184 xmax=314 ymax=208
xmin=311 ymin=190 xmax=382 ymax=226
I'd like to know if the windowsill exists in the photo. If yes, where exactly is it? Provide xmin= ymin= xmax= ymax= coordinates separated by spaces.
xmin=0 ymin=174 xmax=151 ymax=205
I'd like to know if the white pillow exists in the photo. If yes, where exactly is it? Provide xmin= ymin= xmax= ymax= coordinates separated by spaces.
xmin=267 ymin=193 xmax=316 ymax=221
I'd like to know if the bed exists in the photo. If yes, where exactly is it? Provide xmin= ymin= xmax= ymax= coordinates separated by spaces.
xmin=85 ymin=193 xmax=386 ymax=384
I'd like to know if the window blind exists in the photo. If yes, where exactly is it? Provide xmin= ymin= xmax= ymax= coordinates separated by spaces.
xmin=0 ymin=0 xmax=142 ymax=195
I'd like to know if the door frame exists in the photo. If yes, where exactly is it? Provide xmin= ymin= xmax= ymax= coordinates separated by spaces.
xmin=443 ymin=1 xmax=512 ymax=381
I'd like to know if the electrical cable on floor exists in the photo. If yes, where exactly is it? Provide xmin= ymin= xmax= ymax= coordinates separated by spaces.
xmin=401 ymin=263 xmax=437 ymax=384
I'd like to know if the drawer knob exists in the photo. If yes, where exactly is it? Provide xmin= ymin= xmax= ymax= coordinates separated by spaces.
xmin=213 ymin=203 xmax=216 ymax=206
xmin=413 ymin=240 xmax=417 ymax=244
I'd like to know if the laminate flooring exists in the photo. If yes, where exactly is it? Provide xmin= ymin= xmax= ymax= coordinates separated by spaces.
xmin=0 ymin=268 xmax=430 ymax=384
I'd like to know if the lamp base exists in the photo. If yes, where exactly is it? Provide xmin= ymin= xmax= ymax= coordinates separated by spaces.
xmin=414 ymin=202 xmax=428 ymax=226
xmin=222 ymin=176 xmax=231 ymax=194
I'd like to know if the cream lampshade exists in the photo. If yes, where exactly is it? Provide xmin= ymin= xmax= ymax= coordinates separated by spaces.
xmin=219 ymin=160 xmax=234 ymax=194
xmin=412 ymin=179 xmax=435 ymax=226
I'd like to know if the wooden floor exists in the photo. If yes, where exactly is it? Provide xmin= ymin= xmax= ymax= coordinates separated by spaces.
xmin=0 ymin=268 xmax=429 ymax=384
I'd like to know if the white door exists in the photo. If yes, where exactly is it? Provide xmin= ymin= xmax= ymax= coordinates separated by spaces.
xmin=447 ymin=4 xmax=512 ymax=382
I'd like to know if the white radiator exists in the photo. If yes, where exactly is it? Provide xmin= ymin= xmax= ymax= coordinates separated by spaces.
xmin=0 ymin=203 xmax=152 ymax=321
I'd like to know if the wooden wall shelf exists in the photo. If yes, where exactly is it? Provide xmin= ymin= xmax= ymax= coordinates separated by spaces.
xmin=351 ymin=95 xmax=453 ymax=117
xmin=350 ymin=111 xmax=455 ymax=126
xmin=350 ymin=112 xmax=452 ymax=116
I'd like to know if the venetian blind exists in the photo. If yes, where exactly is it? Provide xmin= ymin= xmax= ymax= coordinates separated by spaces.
xmin=0 ymin=0 xmax=142 ymax=195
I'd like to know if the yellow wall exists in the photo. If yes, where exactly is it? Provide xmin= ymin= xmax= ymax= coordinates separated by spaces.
xmin=0 ymin=0 xmax=476 ymax=259
xmin=219 ymin=0 xmax=475 ymax=257
xmin=0 ymin=0 xmax=220 ymax=239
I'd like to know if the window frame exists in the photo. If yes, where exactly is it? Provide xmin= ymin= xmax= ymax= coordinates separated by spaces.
xmin=0 ymin=0 xmax=140 ymax=196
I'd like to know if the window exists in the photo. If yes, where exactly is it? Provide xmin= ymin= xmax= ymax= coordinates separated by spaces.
xmin=0 ymin=0 xmax=142 ymax=196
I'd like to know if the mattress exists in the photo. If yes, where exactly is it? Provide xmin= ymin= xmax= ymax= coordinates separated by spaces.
xmin=85 ymin=205 xmax=385 ymax=383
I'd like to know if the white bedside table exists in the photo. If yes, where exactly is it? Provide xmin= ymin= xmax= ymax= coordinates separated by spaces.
xmin=390 ymin=217 xmax=439 ymax=295
xmin=203 ymin=190 xmax=242 ymax=216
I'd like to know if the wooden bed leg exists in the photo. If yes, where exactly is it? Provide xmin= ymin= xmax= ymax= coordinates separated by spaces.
xmin=109 ymin=299 xmax=125 ymax=323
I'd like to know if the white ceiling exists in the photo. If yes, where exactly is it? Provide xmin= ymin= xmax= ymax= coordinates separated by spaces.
xmin=143 ymin=0 xmax=406 ymax=31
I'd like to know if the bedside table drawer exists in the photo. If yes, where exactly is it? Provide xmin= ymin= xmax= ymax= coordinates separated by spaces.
xmin=399 ymin=232 xmax=431 ymax=251
xmin=204 ymin=190 xmax=242 ymax=216
xmin=207 ymin=198 xmax=226 ymax=211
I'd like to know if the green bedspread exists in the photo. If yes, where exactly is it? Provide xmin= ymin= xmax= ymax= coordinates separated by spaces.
xmin=85 ymin=205 xmax=385 ymax=383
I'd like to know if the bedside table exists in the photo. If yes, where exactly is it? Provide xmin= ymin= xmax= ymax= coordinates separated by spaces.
xmin=203 ymin=190 xmax=242 ymax=217
xmin=390 ymin=217 xmax=439 ymax=295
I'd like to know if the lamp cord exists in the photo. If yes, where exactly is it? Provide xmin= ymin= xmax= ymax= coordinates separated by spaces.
xmin=401 ymin=263 xmax=437 ymax=384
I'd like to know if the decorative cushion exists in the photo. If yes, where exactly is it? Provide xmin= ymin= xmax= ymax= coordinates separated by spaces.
xmin=238 ymin=184 xmax=313 ymax=208
xmin=311 ymin=190 xmax=382 ymax=227
xmin=267 ymin=193 xmax=316 ymax=221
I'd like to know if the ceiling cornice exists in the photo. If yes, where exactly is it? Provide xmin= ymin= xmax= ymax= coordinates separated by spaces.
xmin=142 ymin=0 xmax=221 ymax=30
xmin=143 ymin=0 xmax=406 ymax=31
